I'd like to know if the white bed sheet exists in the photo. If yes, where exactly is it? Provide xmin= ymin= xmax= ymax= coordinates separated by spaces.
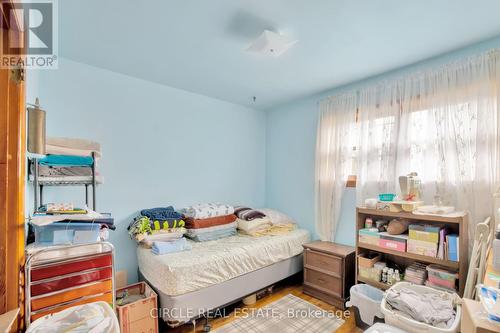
xmin=137 ymin=229 xmax=310 ymax=296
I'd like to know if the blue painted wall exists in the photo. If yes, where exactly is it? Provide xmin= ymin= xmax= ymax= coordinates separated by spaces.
xmin=265 ymin=35 xmax=500 ymax=246
xmin=27 ymin=35 xmax=500 ymax=281
xmin=26 ymin=58 xmax=266 ymax=282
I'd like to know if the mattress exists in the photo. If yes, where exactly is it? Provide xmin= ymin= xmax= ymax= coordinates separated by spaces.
xmin=137 ymin=229 xmax=310 ymax=296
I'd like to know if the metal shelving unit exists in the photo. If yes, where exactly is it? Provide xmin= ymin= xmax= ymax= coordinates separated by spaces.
xmin=29 ymin=152 xmax=98 ymax=211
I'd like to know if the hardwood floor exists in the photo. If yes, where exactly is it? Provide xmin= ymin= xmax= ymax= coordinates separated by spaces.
xmin=162 ymin=282 xmax=362 ymax=333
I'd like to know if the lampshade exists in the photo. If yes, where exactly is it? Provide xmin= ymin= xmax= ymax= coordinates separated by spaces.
xmin=245 ymin=30 xmax=298 ymax=57
xmin=27 ymin=98 xmax=46 ymax=155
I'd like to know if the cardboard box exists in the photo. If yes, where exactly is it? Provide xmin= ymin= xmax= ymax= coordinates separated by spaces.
xmin=358 ymin=228 xmax=380 ymax=245
xmin=358 ymin=253 xmax=381 ymax=268
xmin=115 ymin=270 xmax=128 ymax=289
xmin=461 ymin=298 xmax=498 ymax=333
xmin=407 ymin=239 xmax=438 ymax=257
xmin=116 ymin=282 xmax=158 ymax=333
xmin=408 ymin=224 xmax=441 ymax=243
xmin=379 ymin=232 xmax=407 ymax=252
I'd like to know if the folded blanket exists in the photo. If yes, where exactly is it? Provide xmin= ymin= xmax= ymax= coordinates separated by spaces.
xmin=128 ymin=216 xmax=186 ymax=243
xmin=234 ymin=206 xmax=266 ymax=221
xmin=151 ymin=238 xmax=191 ymax=255
xmin=47 ymin=137 xmax=101 ymax=158
xmin=186 ymin=227 xmax=237 ymax=242
xmin=47 ymin=137 xmax=101 ymax=151
xmin=37 ymin=165 xmax=93 ymax=177
xmin=141 ymin=228 xmax=186 ymax=247
xmin=185 ymin=214 xmax=236 ymax=229
xmin=186 ymin=222 xmax=237 ymax=237
xmin=140 ymin=206 xmax=184 ymax=220
xmin=181 ymin=203 xmax=234 ymax=219
xmin=265 ymin=224 xmax=297 ymax=235
xmin=237 ymin=216 xmax=272 ymax=235
xmin=39 ymin=155 xmax=94 ymax=167
xmin=29 ymin=175 xmax=104 ymax=184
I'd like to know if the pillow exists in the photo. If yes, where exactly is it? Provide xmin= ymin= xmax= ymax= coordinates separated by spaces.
xmin=258 ymin=208 xmax=296 ymax=225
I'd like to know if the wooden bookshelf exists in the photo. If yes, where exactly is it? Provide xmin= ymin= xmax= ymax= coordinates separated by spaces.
xmin=355 ymin=207 xmax=469 ymax=296
xmin=357 ymin=276 xmax=390 ymax=290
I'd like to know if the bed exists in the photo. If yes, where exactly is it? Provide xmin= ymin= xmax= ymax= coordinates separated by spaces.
xmin=137 ymin=228 xmax=310 ymax=326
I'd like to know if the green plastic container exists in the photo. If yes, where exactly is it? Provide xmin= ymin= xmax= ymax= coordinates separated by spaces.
xmin=378 ymin=193 xmax=396 ymax=201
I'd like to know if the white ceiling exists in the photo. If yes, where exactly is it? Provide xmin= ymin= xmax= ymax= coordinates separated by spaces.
xmin=59 ymin=0 xmax=500 ymax=109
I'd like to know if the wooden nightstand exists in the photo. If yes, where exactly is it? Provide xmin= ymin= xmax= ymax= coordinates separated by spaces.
xmin=302 ymin=241 xmax=355 ymax=310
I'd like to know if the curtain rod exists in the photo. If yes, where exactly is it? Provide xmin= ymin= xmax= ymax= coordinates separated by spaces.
xmin=318 ymin=48 xmax=500 ymax=105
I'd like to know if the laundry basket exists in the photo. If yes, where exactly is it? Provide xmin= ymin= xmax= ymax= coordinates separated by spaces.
xmin=381 ymin=282 xmax=461 ymax=333
xmin=26 ymin=301 xmax=119 ymax=333
xmin=345 ymin=284 xmax=384 ymax=328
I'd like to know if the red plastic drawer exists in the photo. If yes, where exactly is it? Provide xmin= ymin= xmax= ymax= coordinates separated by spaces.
xmin=31 ymin=267 xmax=112 ymax=297
xmin=30 ymin=292 xmax=113 ymax=322
xmin=31 ymin=279 xmax=113 ymax=311
xmin=31 ymin=254 xmax=112 ymax=281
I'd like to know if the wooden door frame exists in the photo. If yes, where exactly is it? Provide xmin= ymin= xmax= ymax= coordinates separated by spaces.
xmin=1 ymin=0 xmax=26 ymax=330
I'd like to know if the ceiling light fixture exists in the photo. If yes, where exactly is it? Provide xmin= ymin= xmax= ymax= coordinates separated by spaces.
xmin=245 ymin=30 xmax=298 ymax=57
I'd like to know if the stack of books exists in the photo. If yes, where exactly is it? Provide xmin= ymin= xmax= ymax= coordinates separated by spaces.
xmin=404 ymin=262 xmax=427 ymax=285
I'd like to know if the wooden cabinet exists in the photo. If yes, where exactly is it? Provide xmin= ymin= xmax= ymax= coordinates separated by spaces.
xmin=302 ymin=241 xmax=355 ymax=310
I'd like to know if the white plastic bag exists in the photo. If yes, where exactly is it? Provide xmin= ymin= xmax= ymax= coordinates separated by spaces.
xmin=27 ymin=301 xmax=119 ymax=333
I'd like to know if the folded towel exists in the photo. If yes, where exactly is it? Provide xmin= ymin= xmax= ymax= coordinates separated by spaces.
xmin=151 ymin=238 xmax=191 ymax=255
xmin=185 ymin=214 xmax=236 ymax=229
xmin=140 ymin=207 xmax=184 ymax=220
xmin=186 ymin=222 xmax=237 ymax=237
xmin=186 ymin=227 xmax=237 ymax=242
xmin=181 ymin=203 xmax=234 ymax=219
xmin=47 ymin=137 xmax=101 ymax=152
xmin=46 ymin=137 xmax=101 ymax=158
xmin=234 ymin=206 xmax=266 ymax=221
xmin=39 ymin=155 xmax=94 ymax=167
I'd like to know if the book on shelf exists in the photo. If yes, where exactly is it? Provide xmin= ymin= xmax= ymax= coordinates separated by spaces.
xmin=446 ymin=234 xmax=459 ymax=262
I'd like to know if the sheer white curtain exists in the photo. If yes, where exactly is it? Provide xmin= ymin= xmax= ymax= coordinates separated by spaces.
xmin=355 ymin=50 xmax=500 ymax=240
xmin=357 ymin=83 xmax=402 ymax=202
xmin=314 ymin=93 xmax=357 ymax=241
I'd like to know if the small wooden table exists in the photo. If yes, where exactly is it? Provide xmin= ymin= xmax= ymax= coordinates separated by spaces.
xmin=302 ymin=241 xmax=355 ymax=310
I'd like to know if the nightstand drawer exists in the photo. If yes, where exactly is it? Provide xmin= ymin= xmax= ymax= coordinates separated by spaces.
xmin=305 ymin=248 xmax=342 ymax=276
xmin=304 ymin=268 xmax=342 ymax=297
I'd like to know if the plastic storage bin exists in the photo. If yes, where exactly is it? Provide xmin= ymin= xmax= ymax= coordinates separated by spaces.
xmin=426 ymin=265 xmax=458 ymax=290
xmin=365 ymin=323 xmax=407 ymax=333
xmin=381 ymin=282 xmax=461 ymax=333
xmin=345 ymin=284 xmax=384 ymax=328
xmin=379 ymin=193 xmax=396 ymax=201
xmin=34 ymin=222 xmax=100 ymax=246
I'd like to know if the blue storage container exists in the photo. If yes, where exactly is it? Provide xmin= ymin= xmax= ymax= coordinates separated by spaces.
xmin=33 ymin=222 xmax=101 ymax=246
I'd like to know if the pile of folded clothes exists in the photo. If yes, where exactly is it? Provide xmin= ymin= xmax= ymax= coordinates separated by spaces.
xmin=236 ymin=207 xmax=297 ymax=236
xmin=182 ymin=203 xmax=237 ymax=242
xmin=30 ymin=137 xmax=103 ymax=184
xmin=128 ymin=207 xmax=188 ymax=253
xmin=235 ymin=206 xmax=272 ymax=236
